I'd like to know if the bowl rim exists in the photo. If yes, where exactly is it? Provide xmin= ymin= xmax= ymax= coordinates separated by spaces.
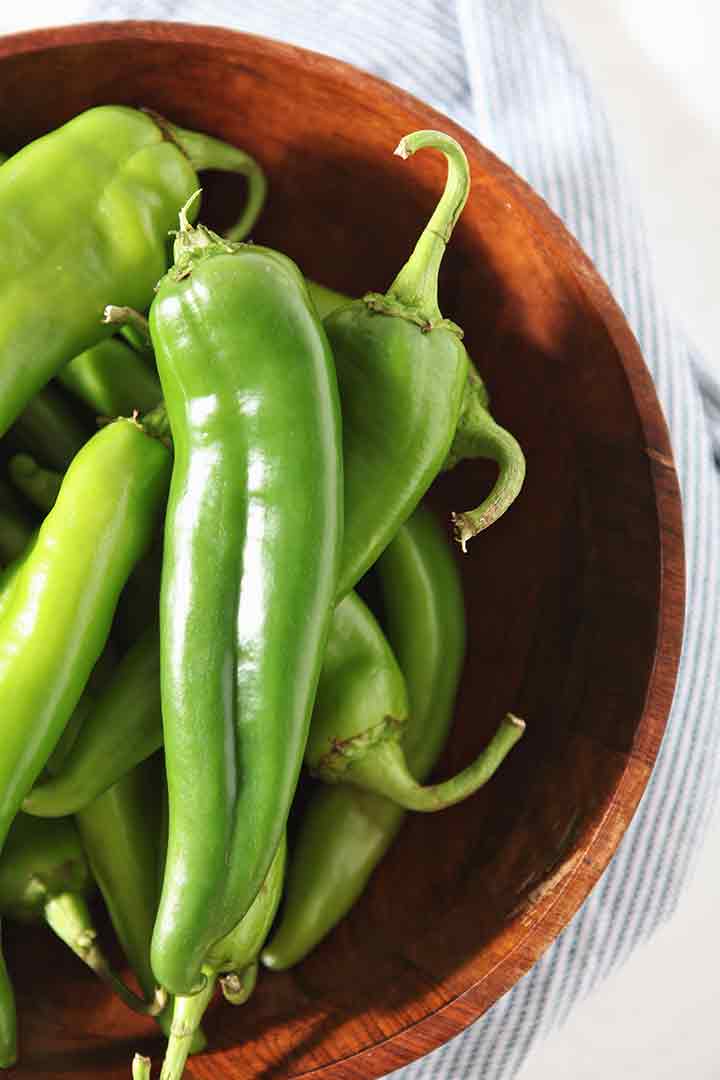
xmin=0 ymin=19 xmax=686 ymax=1079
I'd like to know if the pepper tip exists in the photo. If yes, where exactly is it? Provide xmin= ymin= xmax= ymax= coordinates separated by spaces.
xmin=451 ymin=511 xmax=472 ymax=553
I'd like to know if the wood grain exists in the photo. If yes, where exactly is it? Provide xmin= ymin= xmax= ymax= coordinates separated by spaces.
xmin=0 ymin=20 xmax=684 ymax=1079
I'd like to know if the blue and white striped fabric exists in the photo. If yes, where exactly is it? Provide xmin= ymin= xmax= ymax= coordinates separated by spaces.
xmin=7 ymin=1 xmax=719 ymax=1075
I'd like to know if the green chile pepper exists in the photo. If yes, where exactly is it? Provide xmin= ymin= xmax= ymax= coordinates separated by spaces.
xmin=305 ymin=279 xmax=525 ymax=550
xmin=305 ymin=591 xmax=523 ymax=807
xmin=0 ymin=483 xmax=116 ymax=782
xmin=0 ymin=418 xmax=171 ymax=858
xmin=24 ymin=625 xmax=163 ymax=817
xmin=321 ymin=130 xmax=474 ymax=598
xmin=58 ymin=337 xmax=162 ymax=418
xmin=74 ymin=757 xmax=177 ymax=1033
xmin=263 ymin=506 xmax=465 ymax=968
xmin=11 ymin=461 xmax=197 ymax=1048
xmin=12 ymin=465 xmax=158 ymax=822
xmin=0 ymin=812 xmax=155 ymax=1013
xmin=0 ymin=925 xmax=16 ymax=1068
xmin=148 ymin=205 xmax=343 ymax=997
xmin=0 ymin=105 xmax=264 ymax=435
xmin=154 ymin=837 xmax=286 ymax=1080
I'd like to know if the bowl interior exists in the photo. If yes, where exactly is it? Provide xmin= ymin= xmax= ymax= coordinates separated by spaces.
xmin=0 ymin=22 xmax=682 ymax=1080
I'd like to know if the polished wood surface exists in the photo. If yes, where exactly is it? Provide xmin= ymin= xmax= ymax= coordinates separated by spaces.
xmin=0 ymin=21 xmax=684 ymax=1079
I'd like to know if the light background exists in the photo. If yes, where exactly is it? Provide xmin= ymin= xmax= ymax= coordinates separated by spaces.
xmin=520 ymin=2 xmax=720 ymax=1074
xmin=1 ymin=2 xmax=719 ymax=1076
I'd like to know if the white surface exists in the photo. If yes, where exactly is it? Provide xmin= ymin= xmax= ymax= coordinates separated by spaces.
xmin=547 ymin=0 xmax=720 ymax=374
xmin=519 ymin=2 xmax=720 ymax=1077
xmin=517 ymin=804 xmax=720 ymax=1079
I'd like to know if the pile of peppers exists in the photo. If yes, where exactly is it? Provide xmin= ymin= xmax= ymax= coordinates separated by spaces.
xmin=0 ymin=107 xmax=527 ymax=1079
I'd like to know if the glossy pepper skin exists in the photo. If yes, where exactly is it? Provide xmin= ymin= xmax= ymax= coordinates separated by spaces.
xmin=263 ymin=506 xmax=463 ymax=969
xmin=323 ymin=131 xmax=469 ymax=598
xmin=312 ymin=277 xmax=526 ymax=544
xmin=24 ymin=625 xmax=163 ymax=818
xmin=154 ymin=837 xmax=286 ymax=1080
xmin=2 ymin=456 xmax=123 ymax=782
xmin=304 ymin=189 xmax=524 ymax=561
xmin=0 ymin=471 xmax=118 ymax=781
xmin=5 ymin=450 xmax=162 ymax=813
xmin=0 ymin=418 xmax=171 ymax=857
xmin=0 ymin=105 xmax=265 ymax=435
xmin=148 ymin=209 xmax=342 ymax=997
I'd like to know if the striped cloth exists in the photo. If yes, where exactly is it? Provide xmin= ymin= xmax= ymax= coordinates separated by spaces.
xmin=5 ymin=1 xmax=718 ymax=1075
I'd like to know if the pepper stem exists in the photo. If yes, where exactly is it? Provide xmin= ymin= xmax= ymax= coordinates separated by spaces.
xmin=220 ymin=962 xmax=258 ymax=1005
xmin=159 ymin=974 xmax=218 ymax=1080
xmin=344 ymin=714 xmax=525 ymax=811
xmin=103 ymin=306 xmax=151 ymax=349
xmin=450 ymin=418 xmax=525 ymax=551
xmin=383 ymin=130 xmax=470 ymax=327
xmin=43 ymin=892 xmax=166 ymax=1016
xmin=166 ymin=124 xmax=267 ymax=242
xmin=444 ymin=368 xmax=525 ymax=550
xmin=132 ymin=1053 xmax=152 ymax=1080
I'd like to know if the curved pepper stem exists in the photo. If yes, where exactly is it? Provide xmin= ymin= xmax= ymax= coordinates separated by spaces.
xmin=451 ymin=418 xmax=525 ymax=551
xmin=383 ymin=130 xmax=470 ymax=328
xmin=166 ymin=124 xmax=267 ymax=242
xmin=444 ymin=368 xmax=526 ymax=550
xmin=220 ymin=961 xmax=258 ymax=1005
xmin=43 ymin=890 xmax=166 ymax=1016
xmin=343 ymin=714 xmax=525 ymax=811
xmin=159 ymin=974 xmax=218 ymax=1080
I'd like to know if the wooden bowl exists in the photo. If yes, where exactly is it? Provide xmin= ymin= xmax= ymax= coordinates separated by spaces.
xmin=0 ymin=20 xmax=684 ymax=1080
